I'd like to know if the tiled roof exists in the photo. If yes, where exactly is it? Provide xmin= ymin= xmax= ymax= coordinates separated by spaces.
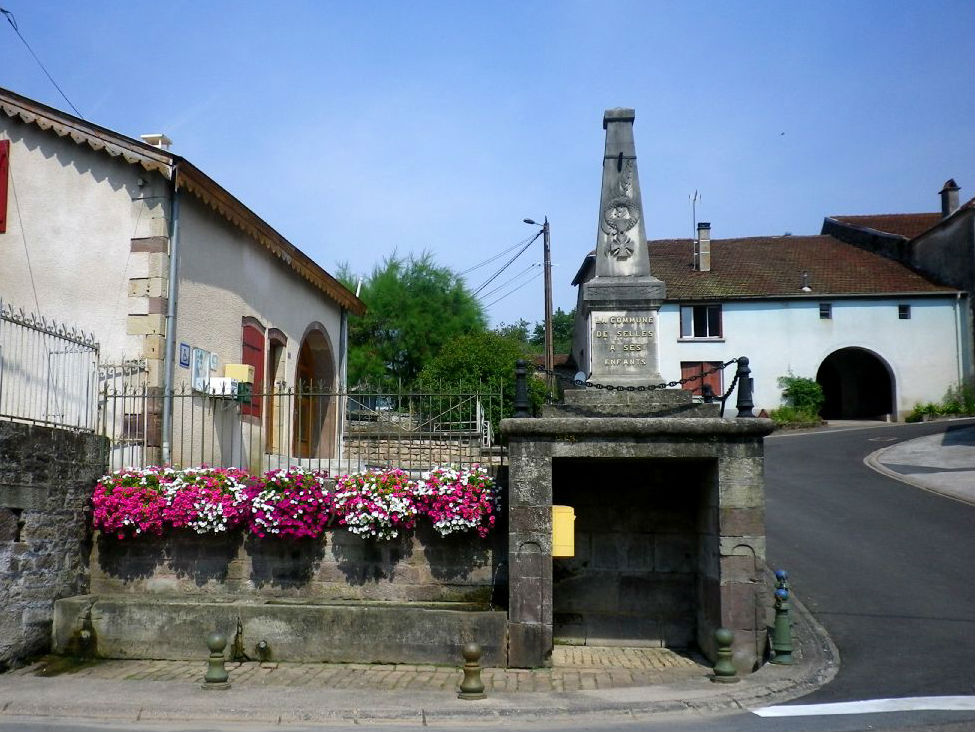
xmin=648 ymin=235 xmax=957 ymax=300
xmin=829 ymin=213 xmax=942 ymax=239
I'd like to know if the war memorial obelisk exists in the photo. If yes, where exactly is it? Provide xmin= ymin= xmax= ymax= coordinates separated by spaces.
xmin=502 ymin=108 xmax=773 ymax=673
xmin=575 ymin=107 xmax=667 ymax=387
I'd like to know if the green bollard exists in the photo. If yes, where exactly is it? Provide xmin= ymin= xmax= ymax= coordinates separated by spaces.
xmin=711 ymin=628 xmax=740 ymax=683
xmin=457 ymin=642 xmax=487 ymax=700
xmin=202 ymin=631 xmax=231 ymax=690
xmin=770 ymin=587 xmax=794 ymax=665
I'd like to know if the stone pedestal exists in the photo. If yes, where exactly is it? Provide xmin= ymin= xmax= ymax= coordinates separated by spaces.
xmin=501 ymin=413 xmax=774 ymax=672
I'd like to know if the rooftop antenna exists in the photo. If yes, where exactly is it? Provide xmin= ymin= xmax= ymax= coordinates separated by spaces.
xmin=690 ymin=190 xmax=701 ymax=239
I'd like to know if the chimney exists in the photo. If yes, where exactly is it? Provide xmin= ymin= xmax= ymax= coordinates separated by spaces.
xmin=140 ymin=133 xmax=172 ymax=151
xmin=694 ymin=222 xmax=711 ymax=272
xmin=940 ymin=178 xmax=960 ymax=218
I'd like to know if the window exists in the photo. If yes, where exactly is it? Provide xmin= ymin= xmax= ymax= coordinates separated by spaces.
xmin=680 ymin=361 xmax=723 ymax=398
xmin=241 ymin=318 xmax=266 ymax=418
xmin=680 ymin=304 xmax=722 ymax=339
xmin=898 ymin=304 xmax=911 ymax=320
xmin=819 ymin=303 xmax=832 ymax=320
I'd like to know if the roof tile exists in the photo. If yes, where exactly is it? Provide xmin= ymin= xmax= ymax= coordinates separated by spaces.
xmin=649 ymin=235 xmax=955 ymax=300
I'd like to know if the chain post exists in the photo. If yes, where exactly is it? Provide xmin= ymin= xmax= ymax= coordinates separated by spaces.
xmin=513 ymin=360 xmax=530 ymax=418
xmin=734 ymin=356 xmax=755 ymax=417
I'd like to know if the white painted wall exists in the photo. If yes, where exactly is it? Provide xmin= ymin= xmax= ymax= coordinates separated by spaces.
xmin=0 ymin=121 xmax=168 ymax=362
xmin=657 ymin=297 xmax=968 ymax=419
xmin=174 ymin=198 xmax=342 ymax=391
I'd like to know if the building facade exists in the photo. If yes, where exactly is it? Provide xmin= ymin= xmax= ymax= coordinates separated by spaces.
xmin=0 ymin=86 xmax=364 ymax=468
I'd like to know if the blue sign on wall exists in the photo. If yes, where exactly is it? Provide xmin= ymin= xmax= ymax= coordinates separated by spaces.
xmin=178 ymin=342 xmax=191 ymax=369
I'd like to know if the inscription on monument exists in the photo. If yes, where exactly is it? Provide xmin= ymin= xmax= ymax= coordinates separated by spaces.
xmin=590 ymin=310 xmax=656 ymax=376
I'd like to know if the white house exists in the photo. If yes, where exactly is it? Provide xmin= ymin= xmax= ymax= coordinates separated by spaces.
xmin=0 ymin=86 xmax=365 ymax=468
xmin=571 ymin=221 xmax=970 ymax=420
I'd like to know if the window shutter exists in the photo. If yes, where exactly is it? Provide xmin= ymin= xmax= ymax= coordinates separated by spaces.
xmin=0 ymin=140 xmax=9 ymax=233
xmin=242 ymin=324 xmax=265 ymax=418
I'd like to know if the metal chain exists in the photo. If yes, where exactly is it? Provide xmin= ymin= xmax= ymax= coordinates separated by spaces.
xmin=532 ymin=357 xmax=740 ymax=394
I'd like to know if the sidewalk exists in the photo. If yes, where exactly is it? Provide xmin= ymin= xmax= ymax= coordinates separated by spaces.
xmin=864 ymin=421 xmax=975 ymax=505
xmin=0 ymin=595 xmax=837 ymax=727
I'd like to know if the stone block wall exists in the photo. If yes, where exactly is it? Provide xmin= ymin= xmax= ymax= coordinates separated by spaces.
xmin=89 ymin=525 xmax=501 ymax=605
xmin=0 ymin=421 xmax=107 ymax=668
xmin=552 ymin=458 xmax=714 ymax=648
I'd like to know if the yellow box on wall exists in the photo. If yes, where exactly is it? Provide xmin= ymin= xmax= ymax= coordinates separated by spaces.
xmin=224 ymin=363 xmax=255 ymax=383
xmin=552 ymin=505 xmax=575 ymax=557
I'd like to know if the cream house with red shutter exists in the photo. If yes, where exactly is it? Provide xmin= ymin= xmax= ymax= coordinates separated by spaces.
xmin=573 ymin=213 xmax=971 ymax=421
xmin=0 ymin=86 xmax=364 ymax=468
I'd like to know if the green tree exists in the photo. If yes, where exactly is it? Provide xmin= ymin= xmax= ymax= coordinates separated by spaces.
xmin=416 ymin=330 xmax=547 ymax=429
xmin=494 ymin=319 xmax=536 ymax=350
xmin=342 ymin=254 xmax=487 ymax=387
xmin=529 ymin=307 xmax=576 ymax=354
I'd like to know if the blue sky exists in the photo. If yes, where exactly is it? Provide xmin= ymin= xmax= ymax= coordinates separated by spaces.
xmin=2 ymin=1 xmax=972 ymax=328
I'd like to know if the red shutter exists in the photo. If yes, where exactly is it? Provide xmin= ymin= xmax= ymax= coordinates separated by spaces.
xmin=680 ymin=361 xmax=723 ymax=397
xmin=0 ymin=140 xmax=9 ymax=233
xmin=242 ymin=325 xmax=265 ymax=418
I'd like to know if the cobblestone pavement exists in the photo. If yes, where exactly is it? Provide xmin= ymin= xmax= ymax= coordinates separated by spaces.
xmin=14 ymin=646 xmax=711 ymax=694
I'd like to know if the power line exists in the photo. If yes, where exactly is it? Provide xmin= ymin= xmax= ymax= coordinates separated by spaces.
xmin=1 ymin=7 xmax=84 ymax=119
xmin=471 ymin=230 xmax=541 ymax=296
xmin=460 ymin=234 xmax=536 ymax=276
xmin=483 ymin=271 xmax=543 ymax=310
xmin=476 ymin=262 xmax=539 ymax=301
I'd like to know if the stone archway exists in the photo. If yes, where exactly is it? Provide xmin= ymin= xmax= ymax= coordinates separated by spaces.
xmin=293 ymin=326 xmax=336 ymax=459
xmin=816 ymin=348 xmax=895 ymax=420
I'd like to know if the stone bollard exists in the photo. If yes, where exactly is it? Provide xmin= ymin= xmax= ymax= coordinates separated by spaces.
xmin=770 ymin=587 xmax=794 ymax=665
xmin=711 ymin=628 xmax=740 ymax=683
xmin=201 ymin=631 xmax=231 ymax=690
xmin=457 ymin=642 xmax=487 ymax=700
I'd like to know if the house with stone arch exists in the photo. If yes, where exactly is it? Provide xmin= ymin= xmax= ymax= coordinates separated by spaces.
xmin=571 ymin=203 xmax=970 ymax=421
xmin=0 ymin=86 xmax=364 ymax=468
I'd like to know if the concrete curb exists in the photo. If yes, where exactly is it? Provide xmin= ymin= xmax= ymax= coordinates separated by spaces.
xmin=0 ymin=594 xmax=839 ymax=726
xmin=864 ymin=444 xmax=975 ymax=506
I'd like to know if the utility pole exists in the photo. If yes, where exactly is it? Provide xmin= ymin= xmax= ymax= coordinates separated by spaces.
xmin=542 ymin=217 xmax=554 ymax=389
xmin=524 ymin=217 xmax=555 ymax=394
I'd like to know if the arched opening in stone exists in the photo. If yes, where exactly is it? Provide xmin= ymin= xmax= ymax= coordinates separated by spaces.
xmin=816 ymin=348 xmax=895 ymax=420
xmin=293 ymin=326 xmax=336 ymax=459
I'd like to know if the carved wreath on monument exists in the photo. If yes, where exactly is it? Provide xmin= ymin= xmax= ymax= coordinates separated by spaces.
xmin=600 ymin=159 xmax=639 ymax=260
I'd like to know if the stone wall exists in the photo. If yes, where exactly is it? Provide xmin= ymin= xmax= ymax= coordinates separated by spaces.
xmin=0 ymin=421 xmax=107 ymax=668
xmin=90 ymin=524 xmax=501 ymax=605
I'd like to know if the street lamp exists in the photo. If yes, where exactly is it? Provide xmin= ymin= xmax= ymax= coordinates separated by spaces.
xmin=523 ymin=217 xmax=554 ymax=389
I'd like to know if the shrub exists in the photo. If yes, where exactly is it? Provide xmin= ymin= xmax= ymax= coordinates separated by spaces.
xmin=906 ymin=381 xmax=975 ymax=422
xmin=777 ymin=374 xmax=824 ymax=413
xmin=247 ymin=468 xmax=332 ymax=539
xmin=91 ymin=466 xmax=175 ymax=539
xmin=332 ymin=469 xmax=418 ymax=540
xmin=162 ymin=467 xmax=252 ymax=534
xmin=414 ymin=465 xmax=497 ymax=538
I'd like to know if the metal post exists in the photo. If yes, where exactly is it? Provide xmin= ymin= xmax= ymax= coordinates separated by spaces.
xmin=513 ymin=360 xmax=530 ymax=418
xmin=457 ymin=642 xmax=487 ymax=699
xmin=201 ymin=631 xmax=231 ymax=689
xmin=770 ymin=574 xmax=794 ymax=665
xmin=711 ymin=628 xmax=740 ymax=683
xmin=735 ymin=356 xmax=755 ymax=417
xmin=542 ymin=217 xmax=554 ymax=394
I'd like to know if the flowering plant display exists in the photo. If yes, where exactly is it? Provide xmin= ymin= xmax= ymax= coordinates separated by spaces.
xmin=91 ymin=465 xmax=498 ymax=542
xmin=414 ymin=465 xmax=497 ymax=537
xmin=91 ymin=466 xmax=176 ymax=539
xmin=332 ymin=469 xmax=418 ymax=540
xmin=247 ymin=468 xmax=332 ymax=539
xmin=161 ymin=467 xmax=252 ymax=534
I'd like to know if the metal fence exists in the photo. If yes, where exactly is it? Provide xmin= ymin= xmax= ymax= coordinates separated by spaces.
xmin=100 ymin=382 xmax=505 ymax=475
xmin=0 ymin=300 xmax=100 ymax=430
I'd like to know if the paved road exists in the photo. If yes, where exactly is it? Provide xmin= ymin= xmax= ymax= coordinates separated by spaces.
xmin=764 ymin=419 xmax=975 ymax=704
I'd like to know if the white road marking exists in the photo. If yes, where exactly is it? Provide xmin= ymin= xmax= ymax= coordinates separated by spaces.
xmin=752 ymin=696 xmax=975 ymax=717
